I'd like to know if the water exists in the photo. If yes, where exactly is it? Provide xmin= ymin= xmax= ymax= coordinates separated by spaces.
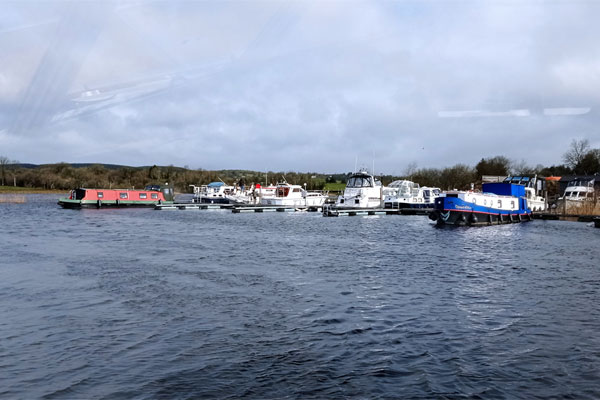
xmin=2 ymin=194 xmax=600 ymax=399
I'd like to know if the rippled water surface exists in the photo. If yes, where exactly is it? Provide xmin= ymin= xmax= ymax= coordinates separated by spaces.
xmin=2 ymin=194 xmax=600 ymax=399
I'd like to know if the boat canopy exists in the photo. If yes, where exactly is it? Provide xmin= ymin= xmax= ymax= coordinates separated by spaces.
xmin=207 ymin=182 xmax=226 ymax=187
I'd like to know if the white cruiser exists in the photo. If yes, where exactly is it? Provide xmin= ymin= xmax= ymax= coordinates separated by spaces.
xmin=260 ymin=182 xmax=327 ymax=208
xmin=335 ymin=171 xmax=383 ymax=208
xmin=383 ymin=180 xmax=440 ymax=209
xmin=224 ymin=184 xmax=277 ymax=205
xmin=560 ymin=178 xmax=595 ymax=203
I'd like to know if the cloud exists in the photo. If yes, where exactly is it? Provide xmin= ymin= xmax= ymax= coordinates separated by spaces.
xmin=1 ymin=1 xmax=599 ymax=173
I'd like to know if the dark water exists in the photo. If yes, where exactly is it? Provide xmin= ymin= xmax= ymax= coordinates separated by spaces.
xmin=1 ymin=194 xmax=600 ymax=399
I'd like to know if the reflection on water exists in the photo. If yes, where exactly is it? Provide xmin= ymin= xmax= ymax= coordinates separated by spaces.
xmin=1 ymin=195 xmax=600 ymax=399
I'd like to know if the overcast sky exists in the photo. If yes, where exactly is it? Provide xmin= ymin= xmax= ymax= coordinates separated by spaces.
xmin=1 ymin=0 xmax=599 ymax=174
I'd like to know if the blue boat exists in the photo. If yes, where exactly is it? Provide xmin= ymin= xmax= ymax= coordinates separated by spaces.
xmin=429 ymin=182 xmax=533 ymax=226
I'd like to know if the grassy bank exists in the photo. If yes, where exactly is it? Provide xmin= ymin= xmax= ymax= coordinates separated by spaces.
xmin=0 ymin=186 xmax=64 ymax=194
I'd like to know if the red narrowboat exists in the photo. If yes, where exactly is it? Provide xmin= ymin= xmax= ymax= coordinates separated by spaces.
xmin=58 ymin=185 xmax=174 ymax=208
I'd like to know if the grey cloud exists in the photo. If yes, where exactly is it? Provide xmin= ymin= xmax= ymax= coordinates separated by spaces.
xmin=1 ymin=1 xmax=599 ymax=173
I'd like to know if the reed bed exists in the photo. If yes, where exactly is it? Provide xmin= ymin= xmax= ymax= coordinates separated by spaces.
xmin=0 ymin=194 xmax=27 ymax=204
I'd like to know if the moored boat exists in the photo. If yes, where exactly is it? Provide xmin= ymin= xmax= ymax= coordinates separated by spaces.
xmin=335 ymin=170 xmax=383 ymax=209
xmin=383 ymin=180 xmax=440 ymax=209
xmin=429 ymin=182 xmax=533 ymax=226
xmin=191 ymin=182 xmax=235 ymax=204
xmin=260 ymin=182 xmax=327 ymax=207
xmin=58 ymin=185 xmax=174 ymax=208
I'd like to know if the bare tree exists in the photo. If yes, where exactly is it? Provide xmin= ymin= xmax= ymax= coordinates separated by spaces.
xmin=563 ymin=139 xmax=590 ymax=169
xmin=403 ymin=162 xmax=418 ymax=178
xmin=0 ymin=156 xmax=10 ymax=186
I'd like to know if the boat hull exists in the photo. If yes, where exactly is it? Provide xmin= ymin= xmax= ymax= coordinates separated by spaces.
xmin=58 ymin=198 xmax=170 ymax=208
xmin=199 ymin=197 xmax=230 ymax=204
xmin=429 ymin=209 xmax=532 ymax=226
xmin=384 ymin=201 xmax=434 ymax=209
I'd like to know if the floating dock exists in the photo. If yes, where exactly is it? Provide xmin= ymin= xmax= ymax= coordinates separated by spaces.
xmin=155 ymin=203 xmax=323 ymax=213
xmin=155 ymin=203 xmax=234 ymax=211
xmin=323 ymin=207 xmax=432 ymax=217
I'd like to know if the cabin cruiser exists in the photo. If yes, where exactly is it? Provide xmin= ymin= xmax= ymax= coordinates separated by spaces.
xmin=335 ymin=171 xmax=383 ymax=208
xmin=225 ymin=184 xmax=276 ymax=205
xmin=190 ymin=182 xmax=235 ymax=204
xmin=383 ymin=180 xmax=440 ymax=209
xmin=260 ymin=182 xmax=327 ymax=207
xmin=559 ymin=178 xmax=595 ymax=203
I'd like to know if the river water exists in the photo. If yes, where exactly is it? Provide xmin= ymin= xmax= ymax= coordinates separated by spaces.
xmin=1 ymin=194 xmax=600 ymax=399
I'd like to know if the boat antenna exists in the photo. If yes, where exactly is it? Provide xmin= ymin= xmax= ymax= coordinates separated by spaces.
xmin=354 ymin=155 xmax=358 ymax=173
xmin=372 ymin=156 xmax=375 ymax=176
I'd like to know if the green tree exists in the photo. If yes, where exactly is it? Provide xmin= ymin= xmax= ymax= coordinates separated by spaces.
xmin=574 ymin=150 xmax=600 ymax=175
xmin=475 ymin=156 xmax=511 ymax=178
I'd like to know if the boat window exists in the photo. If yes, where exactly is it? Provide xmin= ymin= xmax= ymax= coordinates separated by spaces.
xmin=277 ymin=187 xmax=290 ymax=197
xmin=511 ymin=200 xmax=515 ymax=208
xmin=498 ymin=199 xmax=502 ymax=208
xmin=139 ymin=193 xmax=147 ymax=199
xmin=473 ymin=198 xmax=477 ymax=205
xmin=293 ymin=188 xmax=301 ymax=192
xmin=120 ymin=193 xmax=128 ymax=199
xmin=98 ymin=192 xmax=103 ymax=198
xmin=151 ymin=193 xmax=158 ymax=199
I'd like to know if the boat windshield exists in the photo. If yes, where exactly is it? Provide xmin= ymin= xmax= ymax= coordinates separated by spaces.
xmin=347 ymin=176 xmax=373 ymax=188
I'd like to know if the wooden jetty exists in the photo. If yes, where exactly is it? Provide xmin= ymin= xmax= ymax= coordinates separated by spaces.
xmin=532 ymin=212 xmax=600 ymax=223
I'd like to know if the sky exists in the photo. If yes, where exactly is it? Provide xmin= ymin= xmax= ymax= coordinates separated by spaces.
xmin=1 ymin=0 xmax=599 ymax=175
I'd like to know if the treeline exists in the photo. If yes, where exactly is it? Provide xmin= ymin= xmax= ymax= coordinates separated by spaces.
xmin=1 ymin=139 xmax=598 ymax=193
xmin=402 ymin=139 xmax=599 ymax=190
xmin=0 ymin=162 xmax=333 ymax=192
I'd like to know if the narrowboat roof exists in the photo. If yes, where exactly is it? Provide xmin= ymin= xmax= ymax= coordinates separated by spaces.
xmin=558 ymin=174 xmax=599 ymax=183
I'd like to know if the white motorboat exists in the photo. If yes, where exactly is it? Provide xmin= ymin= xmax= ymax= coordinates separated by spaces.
xmin=383 ymin=180 xmax=440 ymax=209
xmin=335 ymin=171 xmax=383 ymax=208
xmin=225 ymin=184 xmax=276 ymax=205
xmin=260 ymin=182 xmax=327 ymax=207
